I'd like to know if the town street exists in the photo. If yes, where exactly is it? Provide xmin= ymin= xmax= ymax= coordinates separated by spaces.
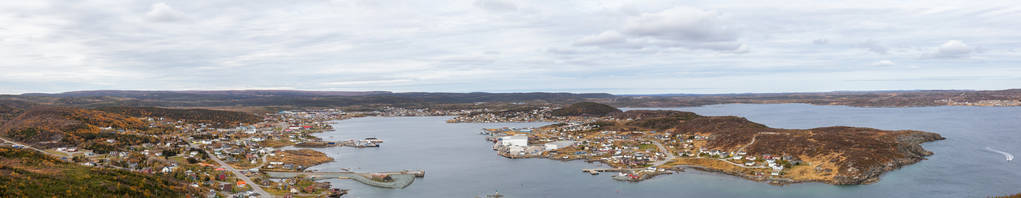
xmin=205 ymin=148 xmax=271 ymax=197
xmin=651 ymin=141 xmax=677 ymax=167
xmin=0 ymin=136 xmax=70 ymax=160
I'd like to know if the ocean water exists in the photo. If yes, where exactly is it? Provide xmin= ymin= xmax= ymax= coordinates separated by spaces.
xmin=305 ymin=104 xmax=1020 ymax=198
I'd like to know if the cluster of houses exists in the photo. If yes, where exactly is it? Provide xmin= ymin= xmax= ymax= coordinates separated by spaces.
xmin=936 ymin=98 xmax=1021 ymax=106
xmin=547 ymin=122 xmax=598 ymax=133
xmin=487 ymin=127 xmax=672 ymax=168
xmin=448 ymin=107 xmax=556 ymax=123
xmin=695 ymin=146 xmax=802 ymax=176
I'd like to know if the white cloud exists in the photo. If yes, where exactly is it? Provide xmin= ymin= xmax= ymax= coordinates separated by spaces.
xmin=621 ymin=6 xmax=736 ymax=42
xmin=927 ymin=40 xmax=974 ymax=58
xmin=574 ymin=31 xmax=626 ymax=46
xmin=2 ymin=0 xmax=1021 ymax=94
xmin=871 ymin=60 xmax=896 ymax=66
xmin=473 ymin=0 xmax=517 ymax=12
xmin=145 ymin=2 xmax=187 ymax=22
xmin=859 ymin=40 xmax=888 ymax=54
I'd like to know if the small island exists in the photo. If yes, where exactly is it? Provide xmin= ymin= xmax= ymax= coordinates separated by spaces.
xmin=467 ymin=102 xmax=945 ymax=185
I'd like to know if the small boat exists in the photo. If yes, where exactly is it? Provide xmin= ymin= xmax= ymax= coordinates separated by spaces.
xmin=484 ymin=191 xmax=504 ymax=198
xmin=364 ymin=137 xmax=384 ymax=144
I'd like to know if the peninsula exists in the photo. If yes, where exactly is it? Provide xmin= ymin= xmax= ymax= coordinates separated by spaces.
xmin=469 ymin=102 xmax=945 ymax=185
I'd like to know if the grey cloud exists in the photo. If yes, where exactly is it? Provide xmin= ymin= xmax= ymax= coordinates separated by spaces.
xmin=3 ymin=0 xmax=1021 ymax=94
xmin=926 ymin=40 xmax=974 ymax=58
xmin=620 ymin=7 xmax=736 ymax=42
xmin=573 ymin=6 xmax=743 ymax=52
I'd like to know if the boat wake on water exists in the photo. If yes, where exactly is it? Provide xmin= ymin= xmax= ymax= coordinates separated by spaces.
xmin=985 ymin=147 xmax=1014 ymax=161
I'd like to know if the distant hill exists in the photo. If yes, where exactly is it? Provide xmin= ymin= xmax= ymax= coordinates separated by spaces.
xmin=606 ymin=89 xmax=1021 ymax=107
xmin=0 ymin=147 xmax=192 ymax=197
xmin=6 ymin=89 xmax=1021 ymax=108
xmin=96 ymin=106 xmax=261 ymax=128
xmin=612 ymin=110 xmax=702 ymax=130
xmin=23 ymin=90 xmax=391 ymax=98
xmin=552 ymin=102 xmax=622 ymax=117
xmin=0 ymin=106 xmax=150 ymax=150
xmin=16 ymin=90 xmax=614 ymax=108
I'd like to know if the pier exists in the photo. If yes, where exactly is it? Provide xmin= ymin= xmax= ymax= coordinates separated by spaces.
xmin=265 ymin=170 xmax=424 ymax=189
xmin=582 ymin=168 xmax=628 ymax=175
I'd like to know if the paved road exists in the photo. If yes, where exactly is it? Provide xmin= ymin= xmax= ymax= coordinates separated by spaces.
xmin=648 ymin=140 xmax=766 ymax=169
xmin=651 ymin=141 xmax=677 ymax=166
xmin=204 ymin=148 xmax=271 ymax=197
xmin=0 ymin=136 xmax=70 ymax=160
xmin=266 ymin=171 xmax=417 ymax=189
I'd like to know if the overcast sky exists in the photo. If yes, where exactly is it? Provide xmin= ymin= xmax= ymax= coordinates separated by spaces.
xmin=2 ymin=0 xmax=1020 ymax=94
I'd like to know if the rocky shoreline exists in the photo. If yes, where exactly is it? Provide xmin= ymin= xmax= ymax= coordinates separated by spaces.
xmin=830 ymin=132 xmax=945 ymax=185
xmin=682 ymin=131 xmax=947 ymax=185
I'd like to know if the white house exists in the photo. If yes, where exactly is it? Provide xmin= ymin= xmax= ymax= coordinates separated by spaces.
xmin=499 ymin=135 xmax=528 ymax=147
xmin=543 ymin=141 xmax=577 ymax=151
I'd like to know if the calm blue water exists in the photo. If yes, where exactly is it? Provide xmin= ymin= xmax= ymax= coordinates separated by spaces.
xmin=306 ymin=104 xmax=1021 ymax=198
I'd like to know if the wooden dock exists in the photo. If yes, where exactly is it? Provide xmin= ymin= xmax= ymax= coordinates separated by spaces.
xmin=582 ymin=168 xmax=627 ymax=175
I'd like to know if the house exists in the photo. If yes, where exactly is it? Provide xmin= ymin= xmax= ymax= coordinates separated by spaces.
xmin=508 ymin=146 xmax=525 ymax=155
xmin=543 ymin=141 xmax=576 ymax=151
xmin=771 ymin=164 xmax=784 ymax=171
xmin=498 ymin=135 xmax=528 ymax=147
xmin=161 ymin=166 xmax=175 ymax=173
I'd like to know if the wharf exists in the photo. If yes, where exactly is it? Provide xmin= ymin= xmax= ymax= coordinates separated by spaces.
xmin=581 ymin=168 xmax=628 ymax=175
xmin=265 ymin=170 xmax=423 ymax=189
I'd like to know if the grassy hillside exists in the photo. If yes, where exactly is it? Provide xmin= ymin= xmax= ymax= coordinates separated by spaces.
xmin=0 ymin=147 xmax=193 ymax=197
xmin=96 ymin=106 xmax=261 ymax=128
xmin=577 ymin=107 xmax=944 ymax=184
xmin=552 ymin=102 xmax=622 ymax=117
xmin=0 ymin=106 xmax=149 ymax=150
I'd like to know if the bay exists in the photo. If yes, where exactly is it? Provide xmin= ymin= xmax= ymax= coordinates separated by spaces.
xmin=305 ymin=104 xmax=1020 ymax=198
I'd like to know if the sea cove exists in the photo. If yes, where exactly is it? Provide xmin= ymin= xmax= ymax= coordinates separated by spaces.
xmin=304 ymin=104 xmax=1020 ymax=198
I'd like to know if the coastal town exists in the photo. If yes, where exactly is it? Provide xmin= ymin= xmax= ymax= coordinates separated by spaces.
xmin=0 ymin=101 xmax=946 ymax=197
xmin=0 ymin=106 xmax=474 ymax=197
xmin=6 ymin=0 xmax=1021 ymax=195
xmin=454 ymin=102 xmax=944 ymax=185
xmin=478 ymin=122 xmax=799 ymax=182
